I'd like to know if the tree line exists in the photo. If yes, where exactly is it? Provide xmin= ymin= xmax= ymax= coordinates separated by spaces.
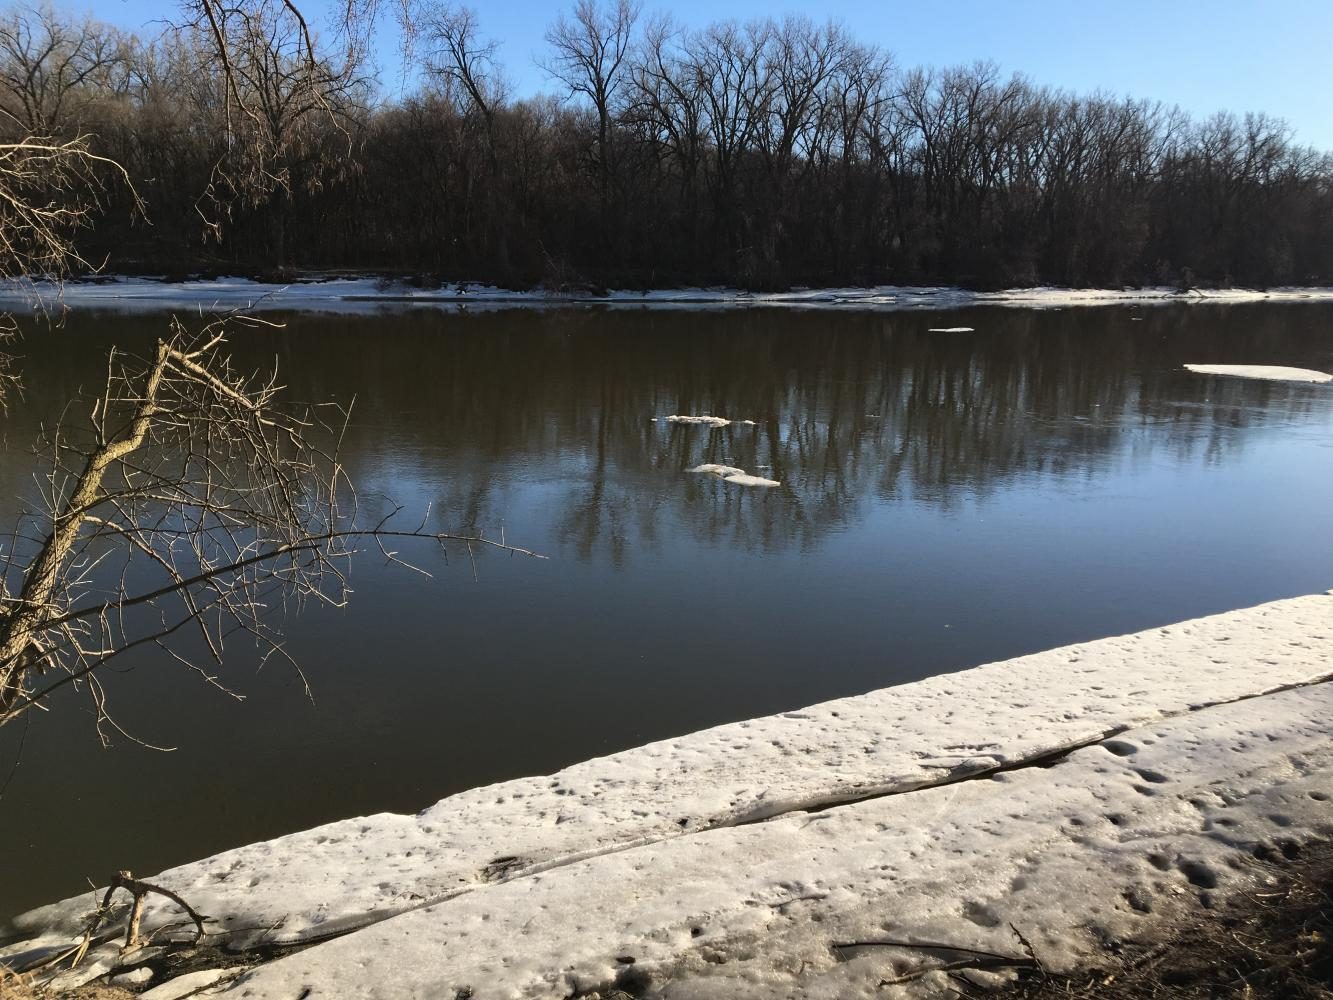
xmin=5 ymin=0 xmax=1333 ymax=290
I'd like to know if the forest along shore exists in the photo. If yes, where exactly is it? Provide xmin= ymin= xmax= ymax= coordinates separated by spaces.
xmin=17 ymin=4 xmax=1333 ymax=293
xmin=4 ymin=591 xmax=1332 ymax=998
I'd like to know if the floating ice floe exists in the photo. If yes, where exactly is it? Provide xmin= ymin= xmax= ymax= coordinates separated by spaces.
xmin=1183 ymin=363 xmax=1333 ymax=384
xmin=722 ymin=473 xmax=781 ymax=487
xmin=666 ymin=415 xmax=733 ymax=428
xmin=926 ymin=326 xmax=975 ymax=333
xmin=687 ymin=464 xmax=780 ymax=487
xmin=665 ymin=415 xmax=759 ymax=428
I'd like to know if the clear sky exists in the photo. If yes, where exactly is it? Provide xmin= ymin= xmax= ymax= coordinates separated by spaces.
xmin=92 ymin=0 xmax=1333 ymax=149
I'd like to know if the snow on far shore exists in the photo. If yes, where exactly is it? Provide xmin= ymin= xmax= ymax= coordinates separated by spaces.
xmin=1184 ymin=363 xmax=1333 ymax=384
xmin=5 ymin=276 xmax=1333 ymax=315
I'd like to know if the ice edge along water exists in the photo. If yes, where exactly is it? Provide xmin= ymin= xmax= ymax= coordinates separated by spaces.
xmin=8 ymin=277 xmax=1333 ymax=315
xmin=5 ymin=591 xmax=1333 ymax=997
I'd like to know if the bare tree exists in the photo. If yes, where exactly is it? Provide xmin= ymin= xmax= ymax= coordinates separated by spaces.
xmin=416 ymin=2 xmax=512 ymax=270
xmin=541 ymin=0 xmax=640 ymax=233
xmin=0 ymin=314 xmax=541 ymax=739
xmin=417 ymin=3 xmax=505 ymax=125
xmin=176 ymin=0 xmax=366 ymax=259
xmin=682 ymin=19 xmax=774 ymax=269
xmin=0 ymin=3 xmax=128 ymax=136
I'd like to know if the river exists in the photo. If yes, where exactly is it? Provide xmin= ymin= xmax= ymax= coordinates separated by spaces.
xmin=2 ymin=301 xmax=1331 ymax=916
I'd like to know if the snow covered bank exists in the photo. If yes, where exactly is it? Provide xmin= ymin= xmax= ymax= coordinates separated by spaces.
xmin=4 ymin=591 xmax=1332 ymax=997
xmin=6 ymin=277 xmax=1333 ymax=315
xmin=179 ymin=681 xmax=1333 ymax=999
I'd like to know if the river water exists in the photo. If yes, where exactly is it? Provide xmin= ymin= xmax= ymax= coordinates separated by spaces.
xmin=2 ymin=302 xmax=1332 ymax=917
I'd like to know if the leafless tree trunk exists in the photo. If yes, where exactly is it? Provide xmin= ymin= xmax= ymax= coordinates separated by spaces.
xmin=417 ymin=2 xmax=511 ymax=272
xmin=542 ymin=0 xmax=640 ymax=245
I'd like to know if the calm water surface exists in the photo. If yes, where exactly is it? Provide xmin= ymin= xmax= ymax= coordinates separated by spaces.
xmin=2 ymin=303 xmax=1332 ymax=916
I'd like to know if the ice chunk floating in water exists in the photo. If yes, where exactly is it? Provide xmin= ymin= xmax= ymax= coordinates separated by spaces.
xmin=1184 ymin=364 xmax=1332 ymax=384
xmin=665 ymin=415 xmax=758 ymax=428
xmin=687 ymin=464 xmax=780 ymax=487
xmin=666 ymin=415 xmax=731 ymax=427
xmin=723 ymin=473 xmax=781 ymax=487
xmin=688 ymin=464 xmax=747 ymax=477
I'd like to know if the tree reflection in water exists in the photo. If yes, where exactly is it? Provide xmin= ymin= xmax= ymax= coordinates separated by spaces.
xmin=273 ymin=305 xmax=1329 ymax=564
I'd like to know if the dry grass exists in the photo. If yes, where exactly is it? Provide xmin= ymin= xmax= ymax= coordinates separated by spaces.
xmin=989 ymin=840 xmax=1333 ymax=1000
xmin=1 ymin=971 xmax=133 ymax=1000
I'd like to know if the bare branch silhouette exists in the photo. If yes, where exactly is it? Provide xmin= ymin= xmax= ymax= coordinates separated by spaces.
xmin=0 ymin=312 xmax=542 ymax=737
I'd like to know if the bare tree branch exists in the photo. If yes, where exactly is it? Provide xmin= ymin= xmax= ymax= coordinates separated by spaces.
xmin=0 ymin=312 xmax=542 ymax=737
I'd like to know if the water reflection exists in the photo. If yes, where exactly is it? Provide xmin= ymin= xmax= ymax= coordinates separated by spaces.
xmin=272 ymin=306 xmax=1330 ymax=560
xmin=11 ymin=307 xmax=1327 ymax=558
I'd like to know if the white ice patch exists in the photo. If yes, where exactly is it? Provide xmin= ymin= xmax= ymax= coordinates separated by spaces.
xmin=722 ymin=473 xmax=781 ymax=487
xmin=687 ymin=464 xmax=780 ymax=486
xmin=666 ymin=415 xmax=733 ymax=428
xmin=687 ymin=464 xmax=747 ymax=477
xmin=1184 ymin=363 xmax=1333 ymax=384
xmin=109 ymin=967 xmax=154 ymax=987
xmin=140 ymin=967 xmax=244 ymax=1000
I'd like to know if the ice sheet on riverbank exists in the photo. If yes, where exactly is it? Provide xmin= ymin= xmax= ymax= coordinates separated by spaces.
xmin=6 ymin=591 xmax=1331 ymax=968
xmin=1184 ymin=363 xmax=1333 ymax=384
xmin=180 ymin=681 xmax=1333 ymax=999
xmin=6 ymin=277 xmax=1333 ymax=315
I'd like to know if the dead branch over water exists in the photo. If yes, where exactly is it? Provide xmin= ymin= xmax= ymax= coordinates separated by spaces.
xmin=0 ymin=314 xmax=542 ymax=738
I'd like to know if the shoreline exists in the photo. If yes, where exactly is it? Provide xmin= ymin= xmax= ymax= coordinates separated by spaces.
xmin=6 ymin=276 xmax=1333 ymax=315
xmin=4 ymin=591 xmax=1332 ymax=997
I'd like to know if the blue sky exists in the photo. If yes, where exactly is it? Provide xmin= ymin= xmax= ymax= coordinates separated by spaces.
xmin=92 ymin=0 xmax=1333 ymax=149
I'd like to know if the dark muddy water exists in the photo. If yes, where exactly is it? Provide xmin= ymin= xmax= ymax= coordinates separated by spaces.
xmin=2 ymin=303 xmax=1332 ymax=917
